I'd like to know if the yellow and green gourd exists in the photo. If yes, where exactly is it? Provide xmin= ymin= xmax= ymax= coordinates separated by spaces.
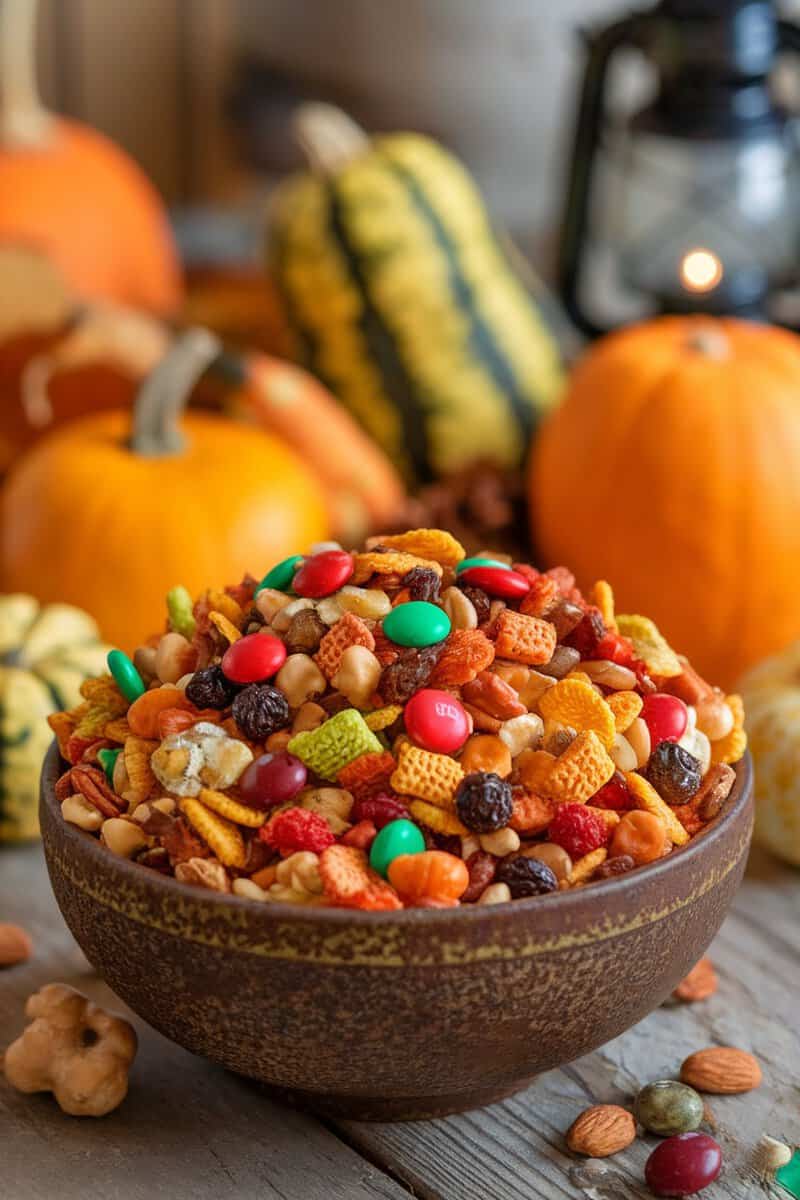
xmin=268 ymin=104 xmax=564 ymax=484
xmin=0 ymin=594 xmax=109 ymax=841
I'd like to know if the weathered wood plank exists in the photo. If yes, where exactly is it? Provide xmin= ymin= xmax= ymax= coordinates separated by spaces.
xmin=336 ymin=848 xmax=800 ymax=1200
xmin=0 ymin=846 xmax=409 ymax=1200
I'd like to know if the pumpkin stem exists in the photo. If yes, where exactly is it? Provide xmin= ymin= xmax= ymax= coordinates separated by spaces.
xmin=0 ymin=0 xmax=53 ymax=147
xmin=293 ymin=103 xmax=370 ymax=174
xmin=685 ymin=324 xmax=729 ymax=360
xmin=131 ymin=328 xmax=222 ymax=457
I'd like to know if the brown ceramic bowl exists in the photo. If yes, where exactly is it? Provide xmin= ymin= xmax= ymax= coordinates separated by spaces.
xmin=40 ymin=744 xmax=753 ymax=1121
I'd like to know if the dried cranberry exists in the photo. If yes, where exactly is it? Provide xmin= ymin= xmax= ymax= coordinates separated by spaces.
xmin=495 ymin=856 xmax=558 ymax=898
xmin=402 ymin=566 xmax=441 ymax=603
xmin=232 ymin=684 xmax=290 ymax=741
xmin=594 ymin=854 xmax=636 ymax=879
xmin=593 ymin=774 xmax=635 ymax=810
xmin=379 ymin=643 xmax=443 ymax=705
xmin=351 ymin=792 xmax=408 ymax=829
xmin=548 ymin=803 xmax=607 ymax=858
xmin=185 ymin=665 xmax=238 ymax=710
xmin=455 ymin=772 xmax=513 ymax=833
xmin=564 ymin=606 xmax=606 ymax=657
xmin=260 ymin=807 xmax=335 ymax=855
xmin=461 ymin=850 xmax=497 ymax=902
xmin=646 ymin=742 xmax=703 ymax=805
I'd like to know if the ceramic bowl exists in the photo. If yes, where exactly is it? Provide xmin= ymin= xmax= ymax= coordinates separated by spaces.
xmin=40 ymin=744 xmax=753 ymax=1120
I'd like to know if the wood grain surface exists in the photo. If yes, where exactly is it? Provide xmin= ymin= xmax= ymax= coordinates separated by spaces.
xmin=1 ymin=843 xmax=797 ymax=1200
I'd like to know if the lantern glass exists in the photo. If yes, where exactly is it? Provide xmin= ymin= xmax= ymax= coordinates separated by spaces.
xmin=587 ymin=119 xmax=800 ymax=314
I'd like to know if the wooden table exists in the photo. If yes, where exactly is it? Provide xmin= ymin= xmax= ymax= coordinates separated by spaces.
xmin=2 ymin=842 xmax=798 ymax=1200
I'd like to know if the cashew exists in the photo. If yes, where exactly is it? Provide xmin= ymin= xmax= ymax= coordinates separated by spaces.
xmin=498 ymin=713 xmax=543 ymax=756
xmin=275 ymin=653 xmax=327 ymax=708
xmin=61 ymin=794 xmax=103 ymax=833
xmin=479 ymin=827 xmax=521 ymax=856
xmin=276 ymin=850 xmax=325 ymax=895
xmin=100 ymin=818 xmax=148 ymax=859
xmin=441 ymin=586 xmax=478 ymax=630
xmin=316 ymin=596 xmax=344 ymax=625
xmin=477 ymin=882 xmax=512 ymax=905
xmin=609 ymin=733 xmax=638 ymax=773
xmin=232 ymin=878 xmax=268 ymax=901
xmin=3 ymin=983 xmax=137 ymax=1116
xmin=331 ymin=645 xmax=381 ymax=707
xmin=154 ymin=632 xmax=195 ymax=684
xmin=291 ymin=701 xmax=327 ymax=733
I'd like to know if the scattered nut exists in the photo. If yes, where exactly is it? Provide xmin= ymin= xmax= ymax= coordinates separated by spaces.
xmin=672 ymin=958 xmax=718 ymax=1003
xmin=680 ymin=1047 xmax=762 ymax=1094
xmin=0 ymin=923 xmax=32 ymax=967
xmin=101 ymin=818 xmax=148 ymax=859
xmin=566 ymin=1104 xmax=636 ymax=1157
xmin=61 ymin=793 xmax=104 ymax=833
xmin=3 ymin=983 xmax=137 ymax=1116
xmin=275 ymin=653 xmax=327 ymax=708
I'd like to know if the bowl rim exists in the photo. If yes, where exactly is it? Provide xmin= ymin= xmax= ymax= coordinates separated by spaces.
xmin=41 ymin=742 xmax=752 ymax=927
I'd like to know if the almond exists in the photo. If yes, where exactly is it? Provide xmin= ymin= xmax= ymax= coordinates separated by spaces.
xmin=0 ymin=923 xmax=32 ymax=967
xmin=680 ymin=1047 xmax=762 ymax=1094
xmin=566 ymin=1104 xmax=636 ymax=1157
xmin=672 ymin=957 xmax=718 ymax=1003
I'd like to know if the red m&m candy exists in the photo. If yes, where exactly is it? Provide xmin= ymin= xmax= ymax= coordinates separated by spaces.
xmin=293 ymin=550 xmax=354 ymax=598
xmin=404 ymin=689 xmax=470 ymax=754
xmin=641 ymin=693 xmax=688 ymax=746
xmin=222 ymin=633 xmax=287 ymax=684
xmin=457 ymin=566 xmax=530 ymax=599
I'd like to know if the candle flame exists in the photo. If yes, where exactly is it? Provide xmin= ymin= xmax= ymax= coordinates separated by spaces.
xmin=680 ymin=249 xmax=723 ymax=294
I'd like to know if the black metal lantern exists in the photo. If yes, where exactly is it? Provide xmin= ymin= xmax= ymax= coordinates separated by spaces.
xmin=557 ymin=0 xmax=800 ymax=337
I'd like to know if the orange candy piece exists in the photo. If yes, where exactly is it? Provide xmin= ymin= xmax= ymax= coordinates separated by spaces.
xmin=388 ymin=850 xmax=469 ymax=904
xmin=459 ymin=734 xmax=512 ymax=778
xmin=127 ymin=687 xmax=194 ymax=738
xmin=157 ymin=706 xmax=218 ymax=737
xmin=610 ymin=810 xmax=667 ymax=865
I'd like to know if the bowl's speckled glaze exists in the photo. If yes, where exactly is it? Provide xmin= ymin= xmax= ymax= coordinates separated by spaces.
xmin=40 ymin=743 xmax=753 ymax=1120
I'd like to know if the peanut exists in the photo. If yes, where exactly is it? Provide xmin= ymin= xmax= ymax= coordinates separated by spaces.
xmin=292 ymin=701 xmax=327 ymax=733
xmin=275 ymin=653 xmax=327 ymax=708
xmin=154 ymin=632 xmax=195 ymax=684
xmin=695 ymin=692 xmax=735 ymax=741
xmin=101 ymin=818 xmax=148 ymax=858
xmin=272 ymin=597 xmax=316 ymax=634
xmin=331 ymin=645 xmax=382 ymax=707
xmin=132 ymin=645 xmax=158 ymax=684
xmin=499 ymin=713 xmax=543 ymax=757
xmin=441 ymin=586 xmax=478 ymax=631
xmin=336 ymin=585 xmax=391 ymax=620
xmin=479 ymin=827 xmax=520 ymax=856
xmin=254 ymin=588 xmax=292 ymax=624
xmin=522 ymin=841 xmax=572 ymax=881
xmin=477 ymin=882 xmax=512 ymax=905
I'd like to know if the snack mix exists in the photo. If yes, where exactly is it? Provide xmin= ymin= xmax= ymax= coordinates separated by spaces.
xmin=50 ymin=530 xmax=746 ymax=911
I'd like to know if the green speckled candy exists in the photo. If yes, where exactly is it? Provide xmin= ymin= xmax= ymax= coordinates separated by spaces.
xmin=455 ymin=556 xmax=512 ymax=575
xmin=635 ymin=1080 xmax=704 ymax=1137
xmin=97 ymin=747 xmax=120 ymax=786
xmin=258 ymin=555 xmax=305 ymax=593
xmin=107 ymin=649 xmax=146 ymax=703
xmin=370 ymin=819 xmax=426 ymax=878
xmin=382 ymin=601 xmax=451 ymax=648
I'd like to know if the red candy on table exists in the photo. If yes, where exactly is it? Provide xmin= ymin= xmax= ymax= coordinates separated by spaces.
xmin=645 ymin=1132 xmax=722 ymax=1196
xmin=293 ymin=550 xmax=354 ymax=598
xmin=222 ymin=633 xmax=287 ymax=684
xmin=403 ymin=688 xmax=470 ymax=754
xmin=641 ymin=693 xmax=689 ymax=746
xmin=457 ymin=566 xmax=531 ymax=599
xmin=239 ymin=752 xmax=307 ymax=810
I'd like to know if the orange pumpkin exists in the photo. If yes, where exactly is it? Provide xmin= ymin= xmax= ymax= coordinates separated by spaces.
xmin=531 ymin=316 xmax=800 ymax=687
xmin=7 ymin=302 xmax=407 ymax=543
xmin=0 ymin=330 xmax=329 ymax=650
xmin=0 ymin=1 xmax=181 ymax=315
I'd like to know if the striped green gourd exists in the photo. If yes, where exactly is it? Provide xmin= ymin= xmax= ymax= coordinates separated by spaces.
xmin=0 ymin=595 xmax=109 ymax=841
xmin=268 ymin=104 xmax=564 ymax=485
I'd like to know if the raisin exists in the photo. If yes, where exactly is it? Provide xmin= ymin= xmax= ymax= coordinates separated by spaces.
xmin=645 ymin=741 xmax=702 ymax=805
xmin=594 ymin=854 xmax=636 ymax=879
xmin=135 ymin=846 xmax=171 ymax=873
xmin=455 ymin=772 xmax=513 ymax=833
xmin=319 ymin=692 xmax=352 ymax=716
xmin=402 ymin=566 xmax=441 ymax=603
xmin=185 ymin=665 xmax=238 ymax=710
xmin=379 ymin=643 xmax=443 ymax=705
xmin=495 ymin=855 xmax=558 ymax=898
xmin=459 ymin=584 xmax=491 ymax=625
xmin=285 ymin=608 xmax=327 ymax=655
xmin=564 ymin=606 xmax=605 ymax=656
xmin=232 ymin=684 xmax=291 ymax=741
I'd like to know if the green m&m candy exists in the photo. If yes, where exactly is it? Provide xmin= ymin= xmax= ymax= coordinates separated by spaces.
xmin=455 ymin=556 xmax=512 ymax=575
xmin=382 ymin=601 xmax=450 ymax=648
xmin=107 ymin=649 xmax=146 ymax=703
xmin=97 ymin=747 xmax=121 ymax=786
xmin=257 ymin=554 xmax=305 ymax=593
xmin=369 ymin=819 xmax=426 ymax=878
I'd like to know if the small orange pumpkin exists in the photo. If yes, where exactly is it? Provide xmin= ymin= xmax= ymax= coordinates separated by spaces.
xmin=7 ymin=301 xmax=407 ymax=543
xmin=0 ymin=1 xmax=181 ymax=315
xmin=0 ymin=330 xmax=329 ymax=650
xmin=531 ymin=316 xmax=800 ymax=687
